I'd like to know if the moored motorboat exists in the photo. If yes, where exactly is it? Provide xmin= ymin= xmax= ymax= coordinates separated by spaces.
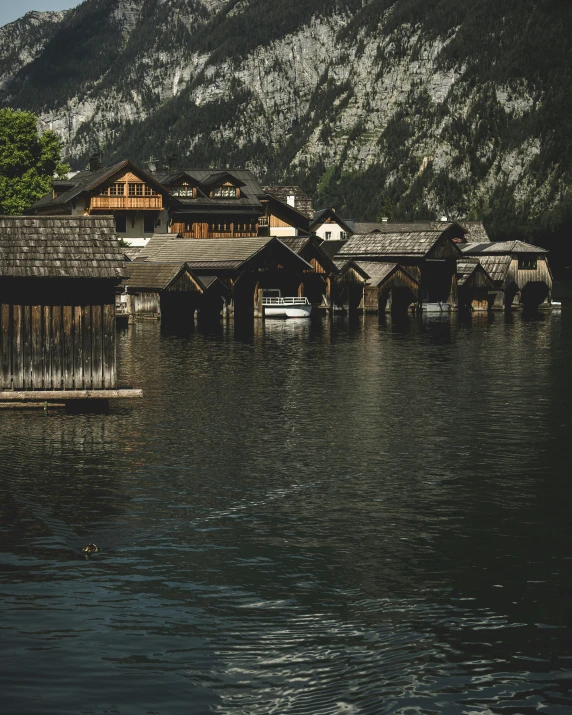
xmin=422 ymin=302 xmax=450 ymax=313
xmin=262 ymin=291 xmax=312 ymax=318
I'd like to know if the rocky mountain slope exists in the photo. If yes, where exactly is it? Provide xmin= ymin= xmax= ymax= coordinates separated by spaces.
xmin=1 ymin=0 xmax=571 ymax=248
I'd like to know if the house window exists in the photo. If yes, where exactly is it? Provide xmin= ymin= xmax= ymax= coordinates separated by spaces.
xmin=115 ymin=215 xmax=127 ymax=233
xmin=340 ymin=231 xmax=347 ymax=240
xmin=109 ymin=183 xmax=125 ymax=196
xmin=145 ymin=185 xmax=157 ymax=196
xmin=213 ymin=185 xmax=237 ymax=198
xmin=518 ymin=257 xmax=537 ymax=270
xmin=172 ymin=185 xmax=193 ymax=197
xmin=144 ymin=215 xmax=155 ymax=233
xmin=99 ymin=185 xmax=109 ymax=196
xmin=128 ymin=183 xmax=143 ymax=197
xmin=325 ymin=231 xmax=332 ymax=240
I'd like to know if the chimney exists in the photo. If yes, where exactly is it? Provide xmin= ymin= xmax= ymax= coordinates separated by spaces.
xmin=286 ymin=194 xmax=296 ymax=207
xmin=167 ymin=153 xmax=177 ymax=171
xmin=89 ymin=154 xmax=102 ymax=172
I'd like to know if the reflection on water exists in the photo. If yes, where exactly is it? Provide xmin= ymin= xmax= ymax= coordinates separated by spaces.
xmin=1 ymin=312 xmax=571 ymax=714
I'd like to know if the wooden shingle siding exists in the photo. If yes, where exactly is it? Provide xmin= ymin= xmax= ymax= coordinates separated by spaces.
xmin=0 ymin=301 xmax=116 ymax=389
xmin=0 ymin=217 xmax=124 ymax=393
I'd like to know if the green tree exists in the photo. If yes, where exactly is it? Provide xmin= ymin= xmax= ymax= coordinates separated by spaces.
xmin=377 ymin=197 xmax=395 ymax=222
xmin=0 ymin=109 xmax=69 ymax=214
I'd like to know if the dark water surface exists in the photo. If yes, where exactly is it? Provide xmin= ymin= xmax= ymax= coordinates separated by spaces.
xmin=1 ymin=312 xmax=571 ymax=714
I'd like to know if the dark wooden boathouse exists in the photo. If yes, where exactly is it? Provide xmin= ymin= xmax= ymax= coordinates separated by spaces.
xmin=118 ymin=261 xmax=229 ymax=323
xmin=0 ymin=216 xmax=140 ymax=403
xmin=279 ymin=236 xmax=339 ymax=309
xmin=138 ymin=236 xmax=312 ymax=320
xmin=356 ymin=261 xmax=420 ymax=314
xmin=336 ymin=230 xmax=462 ymax=307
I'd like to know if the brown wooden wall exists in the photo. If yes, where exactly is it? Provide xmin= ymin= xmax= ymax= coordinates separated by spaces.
xmin=0 ymin=302 xmax=116 ymax=390
xmin=170 ymin=222 xmax=258 ymax=238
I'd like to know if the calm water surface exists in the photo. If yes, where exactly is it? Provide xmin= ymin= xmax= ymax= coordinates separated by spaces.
xmin=1 ymin=312 xmax=571 ymax=714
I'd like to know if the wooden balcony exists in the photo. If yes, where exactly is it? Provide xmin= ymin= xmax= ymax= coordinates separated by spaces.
xmin=90 ymin=196 xmax=163 ymax=210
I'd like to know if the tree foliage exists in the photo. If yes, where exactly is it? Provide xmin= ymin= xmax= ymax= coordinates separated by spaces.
xmin=0 ymin=109 xmax=68 ymax=215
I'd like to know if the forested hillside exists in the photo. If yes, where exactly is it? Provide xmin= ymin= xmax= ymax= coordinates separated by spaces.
xmin=1 ymin=0 xmax=571 ymax=259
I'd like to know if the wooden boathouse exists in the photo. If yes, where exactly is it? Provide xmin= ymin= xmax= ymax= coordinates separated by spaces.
xmin=456 ymin=259 xmax=494 ymax=312
xmin=0 ymin=216 xmax=141 ymax=404
xmin=279 ymin=236 xmax=339 ymax=309
xmin=336 ymin=230 xmax=462 ymax=308
xmin=461 ymin=241 xmax=552 ymax=310
xmin=118 ymin=261 xmax=229 ymax=323
xmin=357 ymin=262 xmax=420 ymax=314
xmin=134 ymin=236 xmax=312 ymax=320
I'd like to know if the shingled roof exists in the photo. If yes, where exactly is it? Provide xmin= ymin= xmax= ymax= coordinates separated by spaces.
xmin=473 ymin=255 xmax=512 ymax=282
xmin=352 ymin=221 xmax=452 ymax=234
xmin=122 ymin=262 xmax=188 ymax=290
xmin=263 ymin=186 xmax=314 ymax=218
xmin=457 ymin=222 xmax=491 ymax=244
xmin=141 ymin=237 xmax=312 ymax=271
xmin=462 ymin=240 xmax=547 ymax=255
xmin=456 ymin=258 xmax=490 ymax=286
xmin=157 ymin=168 xmax=266 ymax=209
xmin=0 ymin=216 xmax=126 ymax=279
xmin=337 ymin=232 xmax=449 ymax=258
xmin=354 ymin=261 xmax=420 ymax=287
xmin=29 ymin=160 xmax=168 ymax=212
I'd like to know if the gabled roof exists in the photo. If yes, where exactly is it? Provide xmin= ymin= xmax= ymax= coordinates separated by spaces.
xmin=29 ymin=159 xmax=169 ymax=211
xmin=310 ymin=208 xmax=353 ymax=234
xmin=337 ymin=232 xmax=460 ymax=258
xmin=122 ymin=262 xmax=191 ymax=290
xmin=154 ymin=169 xmax=265 ymax=201
xmin=456 ymin=258 xmax=493 ymax=286
xmin=354 ymin=261 xmax=420 ymax=287
xmin=352 ymin=221 xmax=455 ymax=234
xmin=158 ymin=171 xmax=202 ymax=186
xmin=333 ymin=258 xmax=370 ymax=280
xmin=462 ymin=240 xmax=548 ymax=255
xmin=319 ymin=240 xmax=347 ymax=259
xmin=279 ymin=236 xmax=312 ymax=254
xmin=138 ymin=237 xmax=312 ymax=271
xmin=0 ymin=216 xmax=126 ymax=279
xmin=262 ymin=194 xmax=311 ymax=231
xmin=457 ymin=221 xmax=491 ymax=244
xmin=263 ymin=186 xmax=314 ymax=218
xmin=280 ymin=235 xmax=339 ymax=274
xmin=474 ymin=255 xmax=512 ymax=282
xmin=201 ymin=171 xmax=246 ymax=187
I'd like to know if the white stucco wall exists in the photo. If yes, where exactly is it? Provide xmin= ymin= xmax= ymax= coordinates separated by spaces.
xmin=313 ymin=222 xmax=348 ymax=240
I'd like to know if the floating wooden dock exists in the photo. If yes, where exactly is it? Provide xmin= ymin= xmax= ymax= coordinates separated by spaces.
xmin=0 ymin=389 xmax=142 ymax=401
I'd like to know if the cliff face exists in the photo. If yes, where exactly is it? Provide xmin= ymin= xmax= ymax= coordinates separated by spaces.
xmin=0 ymin=11 xmax=68 ymax=92
xmin=2 ymin=0 xmax=571 ymax=241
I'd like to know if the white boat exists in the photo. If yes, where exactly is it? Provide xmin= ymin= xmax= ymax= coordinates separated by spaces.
xmin=422 ymin=302 xmax=450 ymax=313
xmin=262 ymin=291 xmax=312 ymax=318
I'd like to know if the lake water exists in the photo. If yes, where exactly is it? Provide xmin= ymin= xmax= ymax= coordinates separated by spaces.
xmin=1 ymin=311 xmax=571 ymax=714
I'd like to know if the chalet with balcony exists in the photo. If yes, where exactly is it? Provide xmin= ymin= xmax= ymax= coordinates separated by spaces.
xmin=156 ymin=168 xmax=265 ymax=239
xmin=28 ymin=156 xmax=170 ymax=247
